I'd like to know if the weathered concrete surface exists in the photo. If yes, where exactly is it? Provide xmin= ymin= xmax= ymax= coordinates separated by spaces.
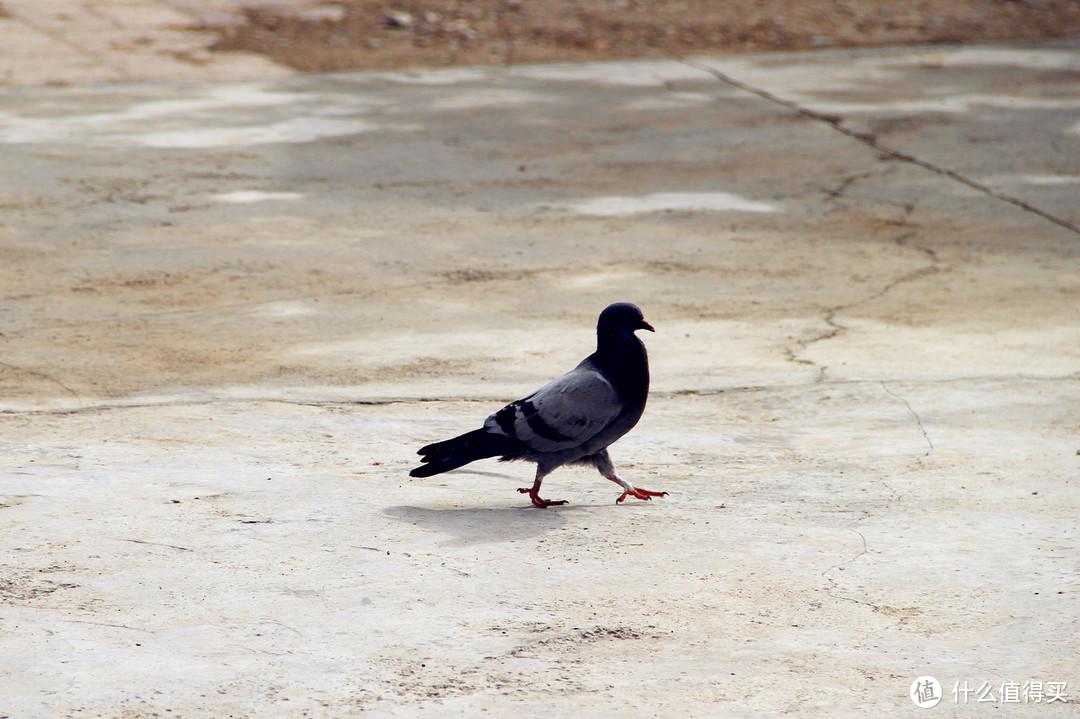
xmin=1 ymin=45 xmax=1079 ymax=717
xmin=0 ymin=0 xmax=296 ymax=86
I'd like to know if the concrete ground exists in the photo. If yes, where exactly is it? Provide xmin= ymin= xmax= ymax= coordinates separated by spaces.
xmin=1 ymin=7 xmax=1079 ymax=717
xmin=0 ymin=0 xmax=301 ymax=86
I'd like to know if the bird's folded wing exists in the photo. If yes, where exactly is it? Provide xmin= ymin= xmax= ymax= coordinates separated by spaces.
xmin=483 ymin=367 xmax=623 ymax=453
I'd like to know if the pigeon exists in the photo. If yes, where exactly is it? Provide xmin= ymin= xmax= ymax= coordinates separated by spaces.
xmin=410 ymin=302 xmax=667 ymax=508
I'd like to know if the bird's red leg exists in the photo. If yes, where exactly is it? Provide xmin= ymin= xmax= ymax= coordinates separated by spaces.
xmin=518 ymin=470 xmax=567 ymax=508
xmin=603 ymin=473 xmax=668 ymax=504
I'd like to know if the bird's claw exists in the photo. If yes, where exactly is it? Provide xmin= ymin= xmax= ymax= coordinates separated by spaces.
xmin=616 ymin=487 xmax=669 ymax=504
xmin=518 ymin=487 xmax=568 ymax=509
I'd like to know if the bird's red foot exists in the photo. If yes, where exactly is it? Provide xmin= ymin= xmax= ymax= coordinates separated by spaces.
xmin=518 ymin=487 xmax=568 ymax=509
xmin=616 ymin=487 xmax=669 ymax=504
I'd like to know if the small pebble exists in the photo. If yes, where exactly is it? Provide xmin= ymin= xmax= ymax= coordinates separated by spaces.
xmin=382 ymin=10 xmax=413 ymax=28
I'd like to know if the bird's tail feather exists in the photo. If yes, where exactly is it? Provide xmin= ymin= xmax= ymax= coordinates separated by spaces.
xmin=410 ymin=428 xmax=522 ymax=478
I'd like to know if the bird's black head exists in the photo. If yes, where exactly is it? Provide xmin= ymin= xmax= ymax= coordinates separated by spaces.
xmin=597 ymin=302 xmax=654 ymax=337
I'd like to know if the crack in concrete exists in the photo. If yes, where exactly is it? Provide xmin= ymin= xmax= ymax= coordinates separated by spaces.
xmin=55 ymin=618 xmax=154 ymax=633
xmin=820 ymin=528 xmax=879 ymax=609
xmin=0 ymin=362 xmax=82 ymax=406
xmin=685 ymin=73 xmax=955 ymax=381
xmin=0 ymin=396 xmax=416 ymax=417
xmin=0 ymin=386 xmax=774 ymax=417
xmin=120 ymin=538 xmax=194 ymax=552
xmin=880 ymin=381 xmax=934 ymax=458
xmin=3 ymin=375 xmax=1077 ymax=418
xmin=822 ymin=170 xmax=875 ymax=202
xmin=894 ymin=226 xmax=940 ymax=263
xmin=786 ymin=232 xmax=943 ymax=381
xmin=659 ymin=386 xmax=771 ymax=397
xmin=681 ymin=58 xmax=1080 ymax=237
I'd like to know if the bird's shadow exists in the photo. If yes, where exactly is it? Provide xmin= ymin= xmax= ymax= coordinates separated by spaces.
xmin=390 ymin=465 xmax=628 ymax=545
xmin=383 ymin=501 xmax=594 ymax=546
xmin=386 ymin=465 xmax=608 ymax=545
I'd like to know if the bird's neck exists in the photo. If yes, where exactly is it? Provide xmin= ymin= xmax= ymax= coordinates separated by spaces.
xmin=594 ymin=331 xmax=650 ymax=403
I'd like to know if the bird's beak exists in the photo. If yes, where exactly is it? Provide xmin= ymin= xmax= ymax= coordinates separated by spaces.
xmin=640 ymin=319 xmax=655 ymax=332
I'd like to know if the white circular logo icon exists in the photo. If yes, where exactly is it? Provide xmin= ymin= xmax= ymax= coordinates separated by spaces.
xmin=910 ymin=676 xmax=942 ymax=708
